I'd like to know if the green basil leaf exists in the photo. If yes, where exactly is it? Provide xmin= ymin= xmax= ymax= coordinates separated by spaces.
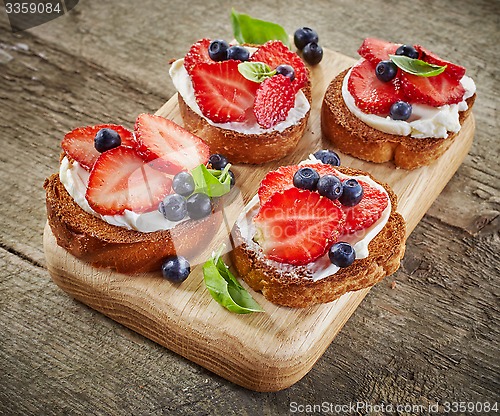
xmin=389 ymin=54 xmax=447 ymax=77
xmin=238 ymin=62 xmax=276 ymax=83
xmin=203 ymin=254 xmax=264 ymax=314
xmin=231 ymin=8 xmax=290 ymax=47
xmin=191 ymin=164 xmax=231 ymax=198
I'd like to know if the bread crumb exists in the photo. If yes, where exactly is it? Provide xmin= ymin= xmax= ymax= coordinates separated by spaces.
xmin=391 ymin=281 xmax=397 ymax=289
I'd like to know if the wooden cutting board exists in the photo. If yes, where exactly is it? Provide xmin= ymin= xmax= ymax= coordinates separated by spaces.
xmin=43 ymin=48 xmax=475 ymax=392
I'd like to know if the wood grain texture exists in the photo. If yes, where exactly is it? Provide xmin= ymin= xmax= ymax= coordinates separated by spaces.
xmin=1 ymin=0 xmax=499 ymax=413
xmin=43 ymin=47 xmax=475 ymax=391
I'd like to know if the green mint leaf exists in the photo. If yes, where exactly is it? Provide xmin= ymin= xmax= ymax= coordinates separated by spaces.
xmin=238 ymin=62 xmax=276 ymax=83
xmin=231 ymin=8 xmax=290 ymax=47
xmin=191 ymin=164 xmax=231 ymax=198
xmin=389 ymin=54 xmax=447 ymax=77
xmin=203 ymin=250 xmax=264 ymax=314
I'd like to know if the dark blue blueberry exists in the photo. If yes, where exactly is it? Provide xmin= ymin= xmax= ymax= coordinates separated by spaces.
xmin=313 ymin=149 xmax=341 ymax=166
xmin=375 ymin=60 xmax=398 ymax=82
xmin=208 ymin=40 xmax=229 ymax=62
xmin=293 ymin=167 xmax=320 ymax=191
xmin=339 ymin=179 xmax=363 ymax=206
xmin=161 ymin=255 xmax=190 ymax=282
xmin=275 ymin=64 xmax=295 ymax=81
xmin=159 ymin=194 xmax=187 ymax=221
xmin=172 ymin=171 xmax=195 ymax=196
xmin=228 ymin=170 xmax=235 ymax=188
xmin=186 ymin=193 xmax=212 ymax=220
xmin=294 ymin=27 xmax=319 ymax=50
xmin=302 ymin=42 xmax=323 ymax=65
xmin=328 ymin=242 xmax=356 ymax=268
xmin=395 ymin=44 xmax=419 ymax=59
xmin=94 ymin=128 xmax=121 ymax=153
xmin=317 ymin=175 xmax=343 ymax=201
xmin=390 ymin=101 xmax=412 ymax=121
xmin=226 ymin=45 xmax=250 ymax=61
xmin=208 ymin=153 xmax=229 ymax=170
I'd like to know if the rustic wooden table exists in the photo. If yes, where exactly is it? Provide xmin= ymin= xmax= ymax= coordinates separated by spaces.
xmin=1 ymin=1 xmax=498 ymax=414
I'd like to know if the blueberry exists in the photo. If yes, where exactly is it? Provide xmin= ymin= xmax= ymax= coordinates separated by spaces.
xmin=302 ymin=42 xmax=323 ymax=65
xmin=161 ymin=255 xmax=190 ymax=282
xmin=395 ymin=44 xmax=419 ymax=59
xmin=228 ymin=170 xmax=235 ymax=187
xmin=226 ymin=45 xmax=250 ymax=61
xmin=339 ymin=179 xmax=363 ymax=206
xmin=328 ymin=242 xmax=356 ymax=268
xmin=208 ymin=153 xmax=229 ymax=170
xmin=317 ymin=175 xmax=343 ymax=201
xmin=294 ymin=27 xmax=319 ymax=50
xmin=208 ymin=39 xmax=229 ymax=62
xmin=186 ymin=193 xmax=212 ymax=220
xmin=172 ymin=171 xmax=195 ymax=197
xmin=313 ymin=149 xmax=341 ymax=166
xmin=375 ymin=60 xmax=398 ymax=82
xmin=390 ymin=101 xmax=412 ymax=121
xmin=94 ymin=128 xmax=121 ymax=153
xmin=293 ymin=167 xmax=320 ymax=191
xmin=159 ymin=194 xmax=187 ymax=221
xmin=275 ymin=64 xmax=295 ymax=81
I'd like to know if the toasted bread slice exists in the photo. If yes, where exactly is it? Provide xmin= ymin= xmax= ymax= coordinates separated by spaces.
xmin=178 ymin=86 xmax=311 ymax=165
xmin=44 ymin=174 xmax=223 ymax=273
xmin=230 ymin=166 xmax=406 ymax=308
xmin=321 ymin=69 xmax=476 ymax=170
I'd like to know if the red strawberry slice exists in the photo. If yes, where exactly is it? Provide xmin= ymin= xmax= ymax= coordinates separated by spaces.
xmin=134 ymin=114 xmax=209 ymax=174
xmin=190 ymin=60 xmax=259 ymax=123
xmin=414 ymin=45 xmax=466 ymax=80
xmin=348 ymin=59 xmax=403 ymax=114
xmin=342 ymin=181 xmax=388 ymax=234
xmin=400 ymin=71 xmax=466 ymax=106
xmin=62 ymin=124 xmax=135 ymax=171
xmin=86 ymin=146 xmax=172 ymax=216
xmin=250 ymin=40 xmax=308 ymax=92
xmin=258 ymin=163 xmax=340 ymax=205
xmin=254 ymin=74 xmax=295 ymax=129
xmin=183 ymin=38 xmax=212 ymax=75
xmin=357 ymin=38 xmax=400 ymax=64
xmin=254 ymin=187 xmax=345 ymax=265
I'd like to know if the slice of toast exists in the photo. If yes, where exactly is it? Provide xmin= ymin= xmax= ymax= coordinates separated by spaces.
xmin=178 ymin=87 xmax=311 ymax=165
xmin=321 ymin=69 xmax=476 ymax=170
xmin=44 ymin=173 xmax=223 ymax=273
xmin=230 ymin=166 xmax=406 ymax=308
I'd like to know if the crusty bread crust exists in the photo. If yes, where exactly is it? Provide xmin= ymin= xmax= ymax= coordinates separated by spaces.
xmin=321 ymin=69 xmax=476 ymax=170
xmin=230 ymin=166 xmax=406 ymax=308
xmin=44 ymin=174 xmax=223 ymax=273
xmin=178 ymin=85 xmax=312 ymax=165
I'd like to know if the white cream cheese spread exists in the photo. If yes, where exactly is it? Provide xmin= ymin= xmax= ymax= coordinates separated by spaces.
xmin=342 ymin=59 xmax=476 ymax=139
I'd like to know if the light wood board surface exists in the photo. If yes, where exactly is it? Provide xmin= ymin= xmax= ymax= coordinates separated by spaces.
xmin=43 ymin=47 xmax=475 ymax=392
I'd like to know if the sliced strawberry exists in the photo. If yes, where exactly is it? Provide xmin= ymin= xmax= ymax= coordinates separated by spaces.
xmin=414 ymin=45 xmax=466 ymax=80
xmin=86 ymin=146 xmax=172 ymax=216
xmin=357 ymin=38 xmax=400 ymax=64
xmin=400 ymin=71 xmax=465 ymax=106
xmin=183 ymin=38 xmax=212 ymax=75
xmin=254 ymin=187 xmax=345 ymax=265
xmin=342 ymin=181 xmax=388 ymax=234
xmin=190 ymin=60 xmax=259 ymax=123
xmin=253 ymin=74 xmax=295 ymax=129
xmin=250 ymin=40 xmax=308 ymax=92
xmin=61 ymin=124 xmax=135 ymax=171
xmin=134 ymin=114 xmax=209 ymax=174
xmin=348 ymin=59 xmax=403 ymax=114
xmin=258 ymin=163 xmax=340 ymax=205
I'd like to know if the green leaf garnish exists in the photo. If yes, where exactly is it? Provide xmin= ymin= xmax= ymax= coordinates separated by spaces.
xmin=238 ymin=62 xmax=276 ymax=83
xmin=389 ymin=54 xmax=447 ymax=77
xmin=231 ymin=8 xmax=290 ymax=47
xmin=203 ymin=246 xmax=264 ymax=314
xmin=191 ymin=164 xmax=231 ymax=198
